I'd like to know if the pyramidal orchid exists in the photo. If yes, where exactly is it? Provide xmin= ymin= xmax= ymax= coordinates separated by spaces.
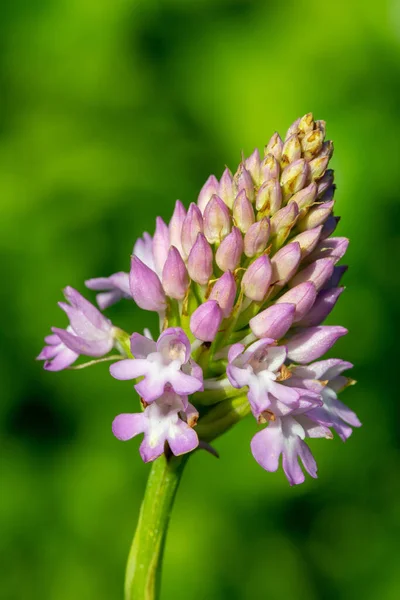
xmin=38 ymin=114 xmax=360 ymax=600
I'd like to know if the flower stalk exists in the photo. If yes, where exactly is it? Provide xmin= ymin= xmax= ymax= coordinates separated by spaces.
xmin=125 ymin=453 xmax=188 ymax=600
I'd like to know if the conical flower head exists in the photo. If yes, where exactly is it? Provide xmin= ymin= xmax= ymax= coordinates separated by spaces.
xmin=39 ymin=113 xmax=359 ymax=487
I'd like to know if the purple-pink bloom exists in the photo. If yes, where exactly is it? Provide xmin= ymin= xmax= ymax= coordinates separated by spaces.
xmin=37 ymin=330 xmax=79 ymax=371
xmin=110 ymin=328 xmax=203 ymax=402
xmin=51 ymin=286 xmax=115 ymax=358
xmin=85 ymin=272 xmax=131 ymax=310
xmin=227 ymin=340 xmax=305 ymax=418
xmin=250 ymin=411 xmax=331 ymax=486
xmin=112 ymin=391 xmax=199 ymax=461
xmin=292 ymin=359 xmax=361 ymax=440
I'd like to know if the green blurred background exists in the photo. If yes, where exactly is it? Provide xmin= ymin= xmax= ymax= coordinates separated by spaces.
xmin=1 ymin=0 xmax=399 ymax=598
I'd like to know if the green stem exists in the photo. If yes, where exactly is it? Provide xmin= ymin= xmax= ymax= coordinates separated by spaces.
xmin=125 ymin=453 xmax=188 ymax=600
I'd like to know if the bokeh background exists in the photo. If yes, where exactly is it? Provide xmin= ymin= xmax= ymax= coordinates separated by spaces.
xmin=1 ymin=0 xmax=399 ymax=598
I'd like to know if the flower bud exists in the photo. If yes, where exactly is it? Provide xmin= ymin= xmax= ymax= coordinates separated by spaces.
xmin=316 ymin=169 xmax=334 ymax=197
xmin=276 ymin=281 xmax=317 ymax=321
xmin=271 ymin=242 xmax=301 ymax=286
xmin=286 ymin=326 xmax=347 ymax=364
xmin=265 ymin=132 xmax=283 ymax=161
xmin=320 ymin=215 xmax=340 ymax=239
xmin=261 ymin=154 xmax=280 ymax=182
xmin=241 ymin=255 xmax=272 ymax=301
xmin=209 ymin=271 xmax=236 ymax=318
xmin=130 ymin=256 xmax=166 ymax=312
xmin=323 ymin=265 xmax=347 ymax=289
xmin=315 ymin=119 xmax=326 ymax=137
xmin=297 ymin=287 xmax=344 ymax=328
xmin=182 ymin=203 xmax=203 ymax=258
xmin=281 ymin=134 xmax=301 ymax=168
xmin=244 ymin=218 xmax=270 ymax=257
xmin=307 ymin=237 xmax=349 ymax=264
xmin=297 ymin=200 xmax=334 ymax=231
xmin=190 ymin=300 xmax=223 ymax=341
xmin=290 ymin=225 xmax=323 ymax=259
xmin=245 ymin=148 xmax=261 ymax=184
xmin=301 ymin=128 xmax=324 ymax=159
xmin=235 ymin=164 xmax=254 ymax=203
xmin=250 ymin=303 xmax=295 ymax=340
xmin=256 ymin=179 xmax=282 ymax=214
xmin=204 ymin=195 xmax=231 ymax=244
xmin=284 ymin=117 xmax=301 ymax=141
xmin=219 ymin=168 xmax=235 ymax=208
xmin=270 ymin=203 xmax=299 ymax=247
xmin=298 ymin=112 xmax=314 ymax=136
xmin=169 ymin=200 xmax=186 ymax=257
xmin=319 ymin=185 xmax=336 ymax=204
xmin=233 ymin=190 xmax=255 ymax=233
xmin=187 ymin=233 xmax=213 ymax=285
xmin=289 ymin=257 xmax=335 ymax=291
xmin=309 ymin=155 xmax=329 ymax=181
xmin=162 ymin=246 xmax=189 ymax=300
xmin=216 ymin=227 xmax=243 ymax=272
xmin=317 ymin=140 xmax=334 ymax=160
xmin=288 ymin=181 xmax=318 ymax=212
xmin=198 ymin=175 xmax=219 ymax=214
xmin=280 ymin=159 xmax=309 ymax=201
xmin=153 ymin=217 xmax=170 ymax=275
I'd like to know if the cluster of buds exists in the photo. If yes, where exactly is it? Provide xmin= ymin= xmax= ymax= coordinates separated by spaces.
xmin=38 ymin=114 xmax=360 ymax=485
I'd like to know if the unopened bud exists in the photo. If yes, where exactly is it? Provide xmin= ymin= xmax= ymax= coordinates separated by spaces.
xmin=250 ymin=303 xmax=295 ymax=340
xmin=209 ymin=271 xmax=237 ymax=318
xmin=153 ymin=217 xmax=170 ymax=275
xmin=190 ymin=300 xmax=223 ymax=341
xmin=261 ymin=154 xmax=280 ymax=182
xmin=298 ymin=113 xmax=314 ymax=136
xmin=270 ymin=203 xmax=299 ymax=248
xmin=288 ymin=181 xmax=318 ymax=212
xmin=307 ymin=237 xmax=349 ymax=264
xmin=289 ymin=257 xmax=335 ymax=291
xmin=256 ymin=179 xmax=282 ymax=214
xmin=169 ymin=200 xmax=186 ymax=257
xmin=297 ymin=287 xmax=344 ymax=328
xmin=198 ymin=174 xmax=219 ymax=214
xmin=320 ymin=215 xmax=339 ymax=239
xmin=241 ymin=255 xmax=272 ymax=301
xmin=271 ymin=242 xmax=301 ymax=286
xmin=317 ymin=140 xmax=334 ymax=160
xmin=235 ymin=164 xmax=255 ymax=203
xmin=281 ymin=134 xmax=301 ymax=168
xmin=130 ymin=256 xmax=166 ymax=312
xmin=203 ymin=195 xmax=231 ymax=244
xmin=309 ymin=155 xmax=329 ymax=181
xmin=280 ymin=159 xmax=309 ymax=202
xmin=244 ymin=218 xmax=270 ymax=257
xmin=301 ymin=128 xmax=324 ymax=160
xmin=162 ymin=246 xmax=189 ymax=300
xmin=265 ymin=132 xmax=283 ymax=161
xmin=290 ymin=225 xmax=323 ymax=259
xmin=187 ymin=233 xmax=213 ymax=285
xmin=245 ymin=148 xmax=261 ymax=184
xmin=233 ymin=190 xmax=255 ymax=233
xmin=276 ymin=281 xmax=317 ymax=322
xmin=219 ymin=168 xmax=235 ymax=208
xmin=284 ymin=117 xmax=301 ymax=141
xmin=216 ymin=227 xmax=243 ymax=272
xmin=182 ymin=203 xmax=204 ymax=259
xmin=297 ymin=200 xmax=334 ymax=231
xmin=317 ymin=169 xmax=334 ymax=197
